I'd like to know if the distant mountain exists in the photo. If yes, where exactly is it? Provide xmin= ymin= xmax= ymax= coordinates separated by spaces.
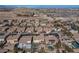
xmin=0 ymin=5 xmax=79 ymax=9
xmin=0 ymin=5 xmax=18 ymax=9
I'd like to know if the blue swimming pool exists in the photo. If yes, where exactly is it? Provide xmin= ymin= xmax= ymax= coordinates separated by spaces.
xmin=72 ymin=41 xmax=79 ymax=48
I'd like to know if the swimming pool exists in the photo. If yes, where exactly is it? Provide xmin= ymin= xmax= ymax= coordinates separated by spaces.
xmin=72 ymin=41 xmax=79 ymax=48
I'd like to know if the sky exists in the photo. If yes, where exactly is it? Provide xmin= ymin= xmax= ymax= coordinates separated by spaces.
xmin=0 ymin=5 xmax=79 ymax=9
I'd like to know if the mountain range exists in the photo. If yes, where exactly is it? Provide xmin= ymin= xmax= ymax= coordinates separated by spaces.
xmin=0 ymin=5 xmax=79 ymax=9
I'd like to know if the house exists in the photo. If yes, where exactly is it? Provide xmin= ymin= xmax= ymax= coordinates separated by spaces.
xmin=35 ymin=26 xmax=43 ymax=33
xmin=43 ymin=27 xmax=52 ymax=34
xmin=45 ymin=35 xmax=58 ymax=45
xmin=7 ymin=26 xmax=17 ymax=33
xmin=0 ymin=48 xmax=8 ymax=53
xmin=4 ymin=43 xmax=15 ymax=51
xmin=17 ymin=36 xmax=32 ymax=51
xmin=6 ymin=34 xmax=21 ymax=44
xmin=70 ymin=30 xmax=78 ymax=34
xmin=25 ymin=27 xmax=34 ymax=33
xmin=73 ymin=48 xmax=79 ymax=53
xmin=0 ymin=27 xmax=5 ymax=32
xmin=19 ymin=36 xmax=32 ymax=44
xmin=16 ymin=27 xmax=25 ymax=33
xmin=73 ymin=33 xmax=79 ymax=41
xmin=33 ymin=34 xmax=45 ymax=43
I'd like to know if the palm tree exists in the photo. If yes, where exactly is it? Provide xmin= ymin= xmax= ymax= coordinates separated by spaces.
xmin=31 ymin=36 xmax=36 ymax=53
xmin=55 ymin=40 xmax=61 ymax=53
xmin=14 ymin=43 xmax=19 ymax=53
xmin=0 ymin=40 xmax=7 ymax=49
